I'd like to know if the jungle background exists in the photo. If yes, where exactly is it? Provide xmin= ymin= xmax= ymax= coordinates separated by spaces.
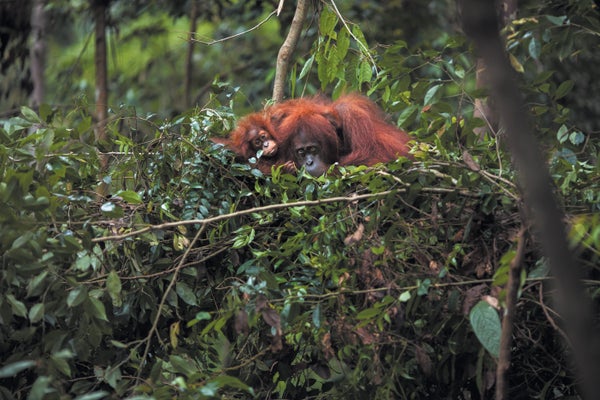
xmin=1 ymin=0 xmax=600 ymax=399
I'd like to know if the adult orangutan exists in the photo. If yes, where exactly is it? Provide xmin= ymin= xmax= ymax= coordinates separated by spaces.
xmin=271 ymin=94 xmax=412 ymax=176
xmin=333 ymin=93 xmax=412 ymax=166
xmin=269 ymin=97 xmax=343 ymax=176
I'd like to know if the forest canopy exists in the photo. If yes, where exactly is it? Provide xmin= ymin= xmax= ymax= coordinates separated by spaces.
xmin=1 ymin=1 xmax=600 ymax=399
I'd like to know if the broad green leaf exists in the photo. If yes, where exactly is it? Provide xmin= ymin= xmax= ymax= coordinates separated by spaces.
xmin=28 ymin=376 xmax=51 ymax=400
xmin=6 ymin=294 xmax=27 ymax=318
xmin=87 ymin=298 xmax=109 ymax=321
xmin=356 ymin=307 xmax=379 ymax=320
xmin=546 ymin=15 xmax=567 ymax=25
xmin=29 ymin=303 xmax=45 ymax=323
xmin=50 ymin=354 xmax=72 ymax=377
xmin=528 ymin=37 xmax=541 ymax=60
xmin=0 ymin=360 xmax=37 ymax=378
xmin=397 ymin=105 xmax=418 ymax=127
xmin=319 ymin=7 xmax=338 ymax=35
xmin=555 ymin=80 xmax=574 ymax=99
xmin=21 ymin=106 xmax=42 ymax=123
xmin=469 ymin=301 xmax=501 ymax=358
xmin=176 ymin=282 xmax=198 ymax=306
xmin=357 ymin=60 xmax=372 ymax=85
xmin=424 ymin=84 xmax=441 ymax=106
xmin=67 ymin=286 xmax=88 ymax=307
xmin=556 ymin=124 xmax=569 ymax=143
xmin=115 ymin=190 xmax=142 ymax=204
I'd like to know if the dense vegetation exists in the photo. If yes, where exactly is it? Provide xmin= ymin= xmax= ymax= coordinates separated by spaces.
xmin=1 ymin=1 xmax=599 ymax=399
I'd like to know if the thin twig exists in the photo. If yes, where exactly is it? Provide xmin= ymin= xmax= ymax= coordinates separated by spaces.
xmin=135 ymin=224 xmax=206 ymax=381
xmin=189 ymin=11 xmax=277 ymax=45
xmin=328 ymin=0 xmax=377 ymax=71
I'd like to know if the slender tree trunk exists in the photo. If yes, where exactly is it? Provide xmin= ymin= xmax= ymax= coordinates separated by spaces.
xmin=93 ymin=0 xmax=109 ymax=197
xmin=473 ymin=0 xmax=517 ymax=138
xmin=496 ymin=227 xmax=526 ymax=400
xmin=29 ymin=0 xmax=46 ymax=109
xmin=273 ymin=0 xmax=308 ymax=103
xmin=185 ymin=1 xmax=199 ymax=109
xmin=459 ymin=1 xmax=600 ymax=399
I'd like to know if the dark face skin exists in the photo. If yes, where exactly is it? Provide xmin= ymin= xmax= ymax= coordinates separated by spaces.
xmin=248 ymin=128 xmax=278 ymax=157
xmin=291 ymin=131 xmax=330 ymax=176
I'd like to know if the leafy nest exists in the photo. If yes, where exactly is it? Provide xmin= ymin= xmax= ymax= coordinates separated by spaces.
xmin=0 ymin=106 xmax=588 ymax=400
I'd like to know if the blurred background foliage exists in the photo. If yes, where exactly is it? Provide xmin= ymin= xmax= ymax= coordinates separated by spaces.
xmin=1 ymin=0 xmax=600 ymax=399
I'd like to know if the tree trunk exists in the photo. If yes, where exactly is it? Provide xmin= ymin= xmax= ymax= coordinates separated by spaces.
xmin=472 ymin=0 xmax=517 ymax=138
xmin=29 ymin=0 xmax=47 ymax=110
xmin=459 ymin=1 xmax=600 ymax=399
xmin=93 ymin=0 xmax=110 ymax=197
xmin=185 ymin=1 xmax=199 ymax=109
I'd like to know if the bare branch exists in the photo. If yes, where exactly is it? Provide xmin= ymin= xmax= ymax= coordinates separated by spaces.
xmin=189 ymin=10 xmax=277 ymax=45
xmin=273 ymin=0 xmax=309 ymax=102
xmin=496 ymin=227 xmax=527 ymax=400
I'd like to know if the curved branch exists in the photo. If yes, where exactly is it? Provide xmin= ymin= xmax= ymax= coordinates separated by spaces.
xmin=273 ymin=0 xmax=309 ymax=103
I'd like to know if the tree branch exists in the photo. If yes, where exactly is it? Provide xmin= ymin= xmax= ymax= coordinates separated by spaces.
xmin=496 ymin=227 xmax=526 ymax=400
xmin=273 ymin=0 xmax=308 ymax=102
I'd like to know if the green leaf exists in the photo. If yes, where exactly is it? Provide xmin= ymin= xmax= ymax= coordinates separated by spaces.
xmin=337 ymin=28 xmax=350 ymax=59
xmin=115 ymin=190 xmax=142 ymax=204
xmin=555 ymin=80 xmax=574 ymax=99
xmin=0 ymin=360 xmax=37 ymax=378
xmin=424 ymin=84 xmax=441 ymax=106
xmin=299 ymin=55 xmax=315 ymax=80
xmin=356 ymin=307 xmax=379 ymax=320
xmin=556 ymin=124 xmax=569 ymax=143
xmin=6 ymin=294 xmax=27 ymax=318
xmin=29 ymin=303 xmax=45 ymax=323
xmin=74 ymin=392 xmax=110 ymax=400
xmin=397 ymin=105 xmax=418 ymax=127
xmin=21 ymin=106 xmax=42 ymax=123
xmin=67 ymin=286 xmax=88 ymax=308
xmin=87 ymin=298 xmax=109 ymax=321
xmin=319 ymin=7 xmax=338 ymax=35
xmin=528 ymin=37 xmax=541 ymax=60
xmin=569 ymin=131 xmax=585 ymax=146
xmin=50 ymin=353 xmax=72 ymax=377
xmin=100 ymin=202 xmax=124 ymax=218
xmin=399 ymin=291 xmax=411 ymax=302
xmin=357 ymin=60 xmax=372 ymax=85
xmin=176 ymin=281 xmax=198 ymax=306
xmin=469 ymin=301 xmax=501 ymax=358
xmin=545 ymin=15 xmax=567 ymax=26
xmin=312 ymin=303 xmax=322 ymax=328
xmin=28 ymin=376 xmax=51 ymax=400
xmin=106 ymin=270 xmax=122 ymax=307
